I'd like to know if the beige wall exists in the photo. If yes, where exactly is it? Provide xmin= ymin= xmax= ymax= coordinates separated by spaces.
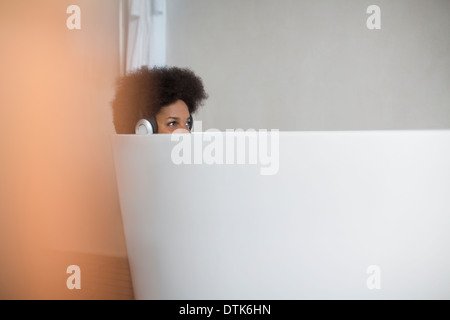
xmin=0 ymin=0 xmax=126 ymax=298
xmin=166 ymin=0 xmax=450 ymax=131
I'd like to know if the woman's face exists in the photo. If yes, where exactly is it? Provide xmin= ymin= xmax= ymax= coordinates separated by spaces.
xmin=155 ymin=100 xmax=192 ymax=134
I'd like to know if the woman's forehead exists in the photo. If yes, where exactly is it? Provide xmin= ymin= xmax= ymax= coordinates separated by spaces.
xmin=159 ymin=100 xmax=190 ymax=117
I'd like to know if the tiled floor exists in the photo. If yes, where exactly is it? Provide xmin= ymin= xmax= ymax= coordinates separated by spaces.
xmin=61 ymin=251 xmax=135 ymax=300
xmin=5 ymin=250 xmax=136 ymax=300
xmin=55 ymin=251 xmax=135 ymax=300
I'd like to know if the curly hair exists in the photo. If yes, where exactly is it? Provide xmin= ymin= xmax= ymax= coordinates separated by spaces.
xmin=111 ymin=66 xmax=208 ymax=134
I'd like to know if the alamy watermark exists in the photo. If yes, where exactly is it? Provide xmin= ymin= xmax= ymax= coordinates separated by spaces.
xmin=66 ymin=265 xmax=81 ymax=290
xmin=170 ymin=121 xmax=280 ymax=176
xmin=66 ymin=5 xmax=81 ymax=30
xmin=366 ymin=5 xmax=381 ymax=30
xmin=66 ymin=4 xmax=381 ymax=31
xmin=366 ymin=265 xmax=381 ymax=290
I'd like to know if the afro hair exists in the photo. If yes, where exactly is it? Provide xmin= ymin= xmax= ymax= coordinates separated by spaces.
xmin=111 ymin=66 xmax=208 ymax=134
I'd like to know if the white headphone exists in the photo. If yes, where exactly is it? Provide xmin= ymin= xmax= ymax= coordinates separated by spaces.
xmin=135 ymin=118 xmax=157 ymax=135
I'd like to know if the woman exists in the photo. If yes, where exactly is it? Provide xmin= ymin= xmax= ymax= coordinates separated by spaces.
xmin=111 ymin=66 xmax=208 ymax=134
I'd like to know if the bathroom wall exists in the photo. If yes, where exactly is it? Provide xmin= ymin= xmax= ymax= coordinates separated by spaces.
xmin=0 ymin=0 xmax=128 ymax=298
xmin=166 ymin=0 xmax=450 ymax=131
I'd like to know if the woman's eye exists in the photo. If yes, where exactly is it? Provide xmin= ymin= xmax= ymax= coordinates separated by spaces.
xmin=168 ymin=121 xmax=176 ymax=126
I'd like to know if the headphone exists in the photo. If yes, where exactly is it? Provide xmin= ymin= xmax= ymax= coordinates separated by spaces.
xmin=135 ymin=115 xmax=194 ymax=134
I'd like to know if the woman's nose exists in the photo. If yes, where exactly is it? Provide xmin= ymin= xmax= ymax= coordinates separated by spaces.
xmin=173 ymin=127 xmax=190 ymax=134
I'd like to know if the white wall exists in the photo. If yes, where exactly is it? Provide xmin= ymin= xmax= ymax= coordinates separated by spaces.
xmin=166 ymin=0 xmax=450 ymax=131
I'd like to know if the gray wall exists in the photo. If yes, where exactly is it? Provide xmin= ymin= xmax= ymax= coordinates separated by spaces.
xmin=166 ymin=0 xmax=450 ymax=131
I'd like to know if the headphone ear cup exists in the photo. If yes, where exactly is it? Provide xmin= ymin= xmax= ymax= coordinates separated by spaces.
xmin=149 ymin=117 xmax=158 ymax=133
xmin=135 ymin=119 xmax=155 ymax=135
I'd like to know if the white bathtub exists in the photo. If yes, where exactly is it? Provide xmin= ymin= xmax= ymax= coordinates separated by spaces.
xmin=113 ymin=131 xmax=450 ymax=299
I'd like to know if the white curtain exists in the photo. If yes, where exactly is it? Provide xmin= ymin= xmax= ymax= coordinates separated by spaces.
xmin=126 ymin=0 xmax=166 ymax=72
